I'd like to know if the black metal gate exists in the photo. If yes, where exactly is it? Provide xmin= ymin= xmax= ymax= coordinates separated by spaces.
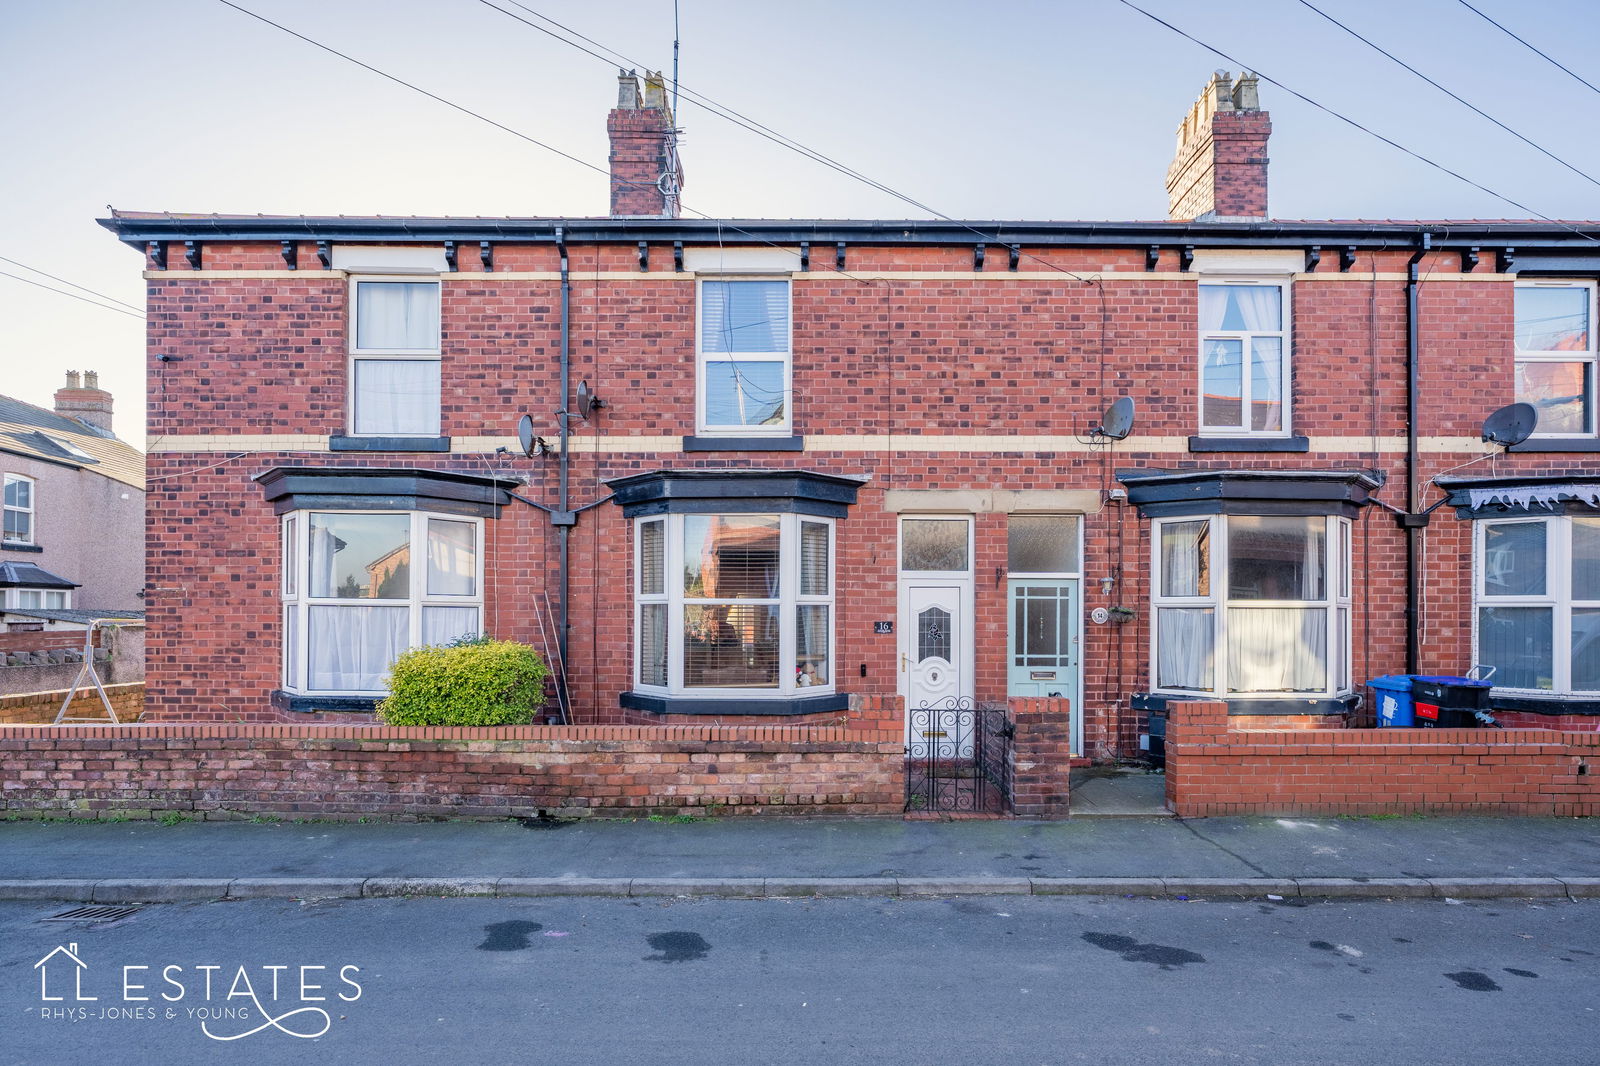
xmin=904 ymin=699 xmax=1014 ymax=814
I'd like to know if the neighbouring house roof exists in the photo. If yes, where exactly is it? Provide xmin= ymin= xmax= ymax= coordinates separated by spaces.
xmin=0 ymin=393 xmax=144 ymax=491
xmin=0 ymin=562 xmax=79 ymax=590
xmin=0 ymin=608 xmax=143 ymax=625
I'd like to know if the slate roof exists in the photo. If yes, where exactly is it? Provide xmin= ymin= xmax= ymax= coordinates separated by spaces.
xmin=0 ymin=608 xmax=143 ymax=624
xmin=0 ymin=392 xmax=144 ymax=491
xmin=0 ymin=561 xmax=79 ymax=589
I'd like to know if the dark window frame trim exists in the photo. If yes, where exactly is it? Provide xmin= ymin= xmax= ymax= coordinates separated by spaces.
xmin=328 ymin=435 xmax=451 ymax=453
xmin=254 ymin=465 xmax=521 ymax=518
xmin=607 ymin=468 xmax=868 ymax=520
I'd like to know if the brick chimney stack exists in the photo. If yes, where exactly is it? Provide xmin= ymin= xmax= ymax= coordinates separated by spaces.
xmin=54 ymin=369 xmax=114 ymax=433
xmin=1166 ymin=71 xmax=1270 ymax=222
xmin=607 ymin=69 xmax=683 ymax=218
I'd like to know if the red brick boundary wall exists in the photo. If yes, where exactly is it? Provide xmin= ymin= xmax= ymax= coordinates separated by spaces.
xmin=0 ymin=684 xmax=144 ymax=725
xmin=1167 ymin=700 xmax=1600 ymax=817
xmin=0 ymin=722 xmax=903 ymax=821
xmin=1009 ymin=698 xmax=1072 ymax=818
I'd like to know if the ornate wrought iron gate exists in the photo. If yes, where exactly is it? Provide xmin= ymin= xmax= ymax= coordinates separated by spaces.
xmin=904 ymin=699 xmax=1014 ymax=814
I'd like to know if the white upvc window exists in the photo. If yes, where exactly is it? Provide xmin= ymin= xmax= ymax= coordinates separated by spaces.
xmin=348 ymin=276 xmax=443 ymax=437
xmin=281 ymin=509 xmax=483 ymax=696
xmin=1475 ymin=515 xmax=1600 ymax=694
xmin=1198 ymin=278 xmax=1291 ymax=436
xmin=6 ymin=588 xmax=69 ymax=609
xmin=3 ymin=474 xmax=34 ymax=545
xmin=1151 ymin=514 xmax=1352 ymax=699
xmin=696 ymin=278 xmax=792 ymax=435
xmin=1515 ymin=280 xmax=1597 ymax=437
xmin=634 ymin=512 xmax=834 ymax=696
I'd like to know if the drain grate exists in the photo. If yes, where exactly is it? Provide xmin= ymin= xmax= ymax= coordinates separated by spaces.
xmin=42 ymin=905 xmax=141 ymax=923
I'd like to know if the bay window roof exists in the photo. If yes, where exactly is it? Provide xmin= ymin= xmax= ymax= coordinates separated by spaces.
xmin=1117 ymin=468 xmax=1381 ymax=518
xmin=607 ymin=468 xmax=868 ymax=518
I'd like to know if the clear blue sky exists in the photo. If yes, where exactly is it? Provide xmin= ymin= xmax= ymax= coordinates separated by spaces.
xmin=3 ymin=0 xmax=1598 ymax=440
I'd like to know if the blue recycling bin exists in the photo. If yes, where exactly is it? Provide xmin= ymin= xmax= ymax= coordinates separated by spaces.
xmin=1367 ymin=675 xmax=1416 ymax=727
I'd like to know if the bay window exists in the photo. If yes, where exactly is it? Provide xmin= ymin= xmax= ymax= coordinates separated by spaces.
xmin=1475 ymin=515 xmax=1600 ymax=693
xmin=6 ymin=588 xmax=69 ymax=609
xmin=349 ymin=277 xmax=442 ymax=438
xmin=634 ymin=512 xmax=833 ymax=697
xmin=281 ymin=510 xmax=482 ymax=695
xmin=1152 ymin=514 xmax=1352 ymax=699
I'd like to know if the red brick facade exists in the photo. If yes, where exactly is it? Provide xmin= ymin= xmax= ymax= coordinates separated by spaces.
xmin=125 ymin=242 xmax=1599 ymax=749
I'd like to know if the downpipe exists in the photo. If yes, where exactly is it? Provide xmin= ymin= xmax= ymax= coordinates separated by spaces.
xmin=1401 ymin=231 xmax=1432 ymax=675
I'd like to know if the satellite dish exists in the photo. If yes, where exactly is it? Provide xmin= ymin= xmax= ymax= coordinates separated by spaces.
xmin=516 ymin=413 xmax=545 ymax=457
xmin=576 ymin=379 xmax=606 ymax=419
xmin=1095 ymin=396 xmax=1136 ymax=441
xmin=1482 ymin=402 xmax=1537 ymax=448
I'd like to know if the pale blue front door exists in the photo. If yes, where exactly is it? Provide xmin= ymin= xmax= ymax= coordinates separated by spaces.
xmin=1007 ymin=580 xmax=1078 ymax=700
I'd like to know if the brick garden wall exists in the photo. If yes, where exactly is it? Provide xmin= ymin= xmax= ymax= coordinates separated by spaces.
xmin=0 ymin=683 xmax=144 ymax=725
xmin=1166 ymin=700 xmax=1600 ymax=817
xmin=0 ymin=722 xmax=903 ymax=820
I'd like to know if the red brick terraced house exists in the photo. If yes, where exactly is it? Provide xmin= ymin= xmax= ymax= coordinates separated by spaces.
xmin=102 ymin=71 xmax=1600 ymax=768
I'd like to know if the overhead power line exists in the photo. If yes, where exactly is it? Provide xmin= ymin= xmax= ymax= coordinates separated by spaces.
xmin=1455 ymin=0 xmax=1600 ymax=98
xmin=1114 ymin=0 xmax=1600 ymax=245
xmin=213 ymin=0 xmax=882 ymax=288
xmin=0 ymin=256 xmax=145 ymax=313
xmin=473 ymin=0 xmax=1096 ymax=283
xmin=0 ymin=269 xmax=146 ymax=320
xmin=1297 ymin=0 xmax=1600 ymax=191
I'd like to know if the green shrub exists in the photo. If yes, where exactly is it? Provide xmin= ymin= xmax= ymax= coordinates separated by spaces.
xmin=377 ymin=638 xmax=549 ymax=727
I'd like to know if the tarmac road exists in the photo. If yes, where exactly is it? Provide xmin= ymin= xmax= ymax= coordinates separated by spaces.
xmin=3 ymin=895 xmax=1597 ymax=1065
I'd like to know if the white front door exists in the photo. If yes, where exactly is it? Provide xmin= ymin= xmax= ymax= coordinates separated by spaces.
xmin=902 ymin=582 xmax=974 ymax=757
xmin=906 ymin=584 xmax=965 ymax=708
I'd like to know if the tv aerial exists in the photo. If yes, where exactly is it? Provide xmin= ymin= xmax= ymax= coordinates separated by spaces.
xmin=575 ymin=380 xmax=607 ymax=420
xmin=1481 ymin=402 xmax=1536 ymax=449
xmin=516 ymin=413 xmax=548 ymax=457
xmin=1088 ymin=396 xmax=1135 ymax=442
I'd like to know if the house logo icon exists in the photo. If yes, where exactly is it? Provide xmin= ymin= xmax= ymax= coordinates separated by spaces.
xmin=34 ymin=942 xmax=95 ymax=1002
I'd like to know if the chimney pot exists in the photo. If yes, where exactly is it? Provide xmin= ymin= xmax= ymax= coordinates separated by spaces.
xmin=64 ymin=370 xmax=81 ymax=389
xmin=617 ymin=69 xmax=641 ymax=109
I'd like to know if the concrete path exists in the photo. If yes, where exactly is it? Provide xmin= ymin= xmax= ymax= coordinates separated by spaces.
xmin=2 ymin=814 xmax=1598 ymax=900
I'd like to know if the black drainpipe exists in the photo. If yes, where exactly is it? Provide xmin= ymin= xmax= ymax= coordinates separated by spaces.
xmin=1400 ymin=231 xmax=1433 ymax=674
xmin=555 ymin=225 xmax=574 ymax=719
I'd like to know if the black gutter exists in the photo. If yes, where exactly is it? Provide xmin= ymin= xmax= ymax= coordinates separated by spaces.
xmin=1401 ymin=232 xmax=1432 ymax=675
xmin=96 ymin=215 xmax=1600 ymax=251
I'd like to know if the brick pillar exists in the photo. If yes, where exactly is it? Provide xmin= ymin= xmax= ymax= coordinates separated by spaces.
xmin=1008 ymin=697 xmax=1072 ymax=819
xmin=846 ymin=693 xmax=904 ymax=734
xmin=1165 ymin=72 xmax=1270 ymax=221
xmin=1162 ymin=699 xmax=1229 ymax=812
xmin=607 ymin=70 xmax=682 ymax=218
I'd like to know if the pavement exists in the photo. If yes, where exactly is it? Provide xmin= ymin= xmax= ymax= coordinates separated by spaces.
xmin=3 ymin=812 xmax=1599 ymax=902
